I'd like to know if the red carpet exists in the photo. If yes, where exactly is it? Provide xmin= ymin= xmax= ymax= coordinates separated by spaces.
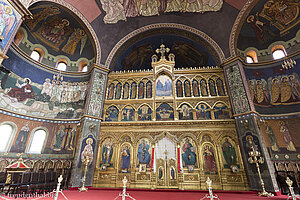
xmin=0 ymin=189 xmax=291 ymax=200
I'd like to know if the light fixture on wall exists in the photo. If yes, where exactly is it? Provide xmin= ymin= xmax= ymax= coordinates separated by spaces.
xmin=282 ymin=58 xmax=296 ymax=70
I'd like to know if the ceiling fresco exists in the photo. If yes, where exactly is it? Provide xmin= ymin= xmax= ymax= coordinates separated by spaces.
xmin=237 ymin=0 xmax=300 ymax=51
xmin=110 ymin=27 xmax=220 ymax=71
xmin=21 ymin=2 xmax=95 ymax=61
xmin=98 ymin=0 xmax=223 ymax=24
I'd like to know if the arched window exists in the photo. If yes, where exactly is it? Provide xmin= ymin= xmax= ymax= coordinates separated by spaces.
xmin=27 ymin=129 xmax=47 ymax=154
xmin=14 ymin=30 xmax=24 ymax=46
xmin=56 ymin=61 xmax=67 ymax=71
xmin=82 ymin=65 xmax=88 ymax=72
xmin=272 ymin=45 xmax=286 ymax=60
xmin=30 ymin=50 xmax=41 ymax=61
xmin=246 ymin=50 xmax=258 ymax=63
xmin=246 ymin=56 xmax=254 ymax=63
xmin=79 ymin=61 xmax=88 ymax=72
xmin=0 ymin=124 xmax=14 ymax=152
xmin=272 ymin=49 xmax=286 ymax=60
xmin=30 ymin=48 xmax=45 ymax=62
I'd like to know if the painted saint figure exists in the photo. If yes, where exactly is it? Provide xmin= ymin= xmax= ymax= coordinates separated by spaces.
xmin=221 ymin=138 xmax=237 ymax=168
xmin=121 ymin=146 xmax=130 ymax=173
xmin=203 ymin=145 xmax=217 ymax=174
xmin=137 ymin=139 xmax=151 ymax=166
xmin=265 ymin=122 xmax=279 ymax=152
xmin=6 ymin=78 xmax=34 ymax=102
xmin=62 ymin=28 xmax=86 ymax=55
xmin=146 ymin=81 xmax=152 ymax=98
xmin=123 ymin=83 xmax=129 ymax=99
xmin=10 ymin=122 xmax=30 ymax=153
xmin=279 ymin=121 xmax=296 ymax=151
xmin=81 ymin=138 xmax=94 ymax=167
xmin=208 ymin=79 xmax=217 ymax=96
xmin=200 ymin=79 xmax=208 ymax=96
xmin=182 ymin=138 xmax=197 ymax=167
xmin=102 ymin=138 xmax=114 ymax=166
xmin=0 ymin=4 xmax=16 ymax=40
xmin=176 ymin=80 xmax=183 ymax=97
xmin=51 ymin=125 xmax=66 ymax=151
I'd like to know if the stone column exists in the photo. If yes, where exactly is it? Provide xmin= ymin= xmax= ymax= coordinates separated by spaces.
xmin=70 ymin=65 xmax=109 ymax=187
xmin=223 ymin=59 xmax=279 ymax=192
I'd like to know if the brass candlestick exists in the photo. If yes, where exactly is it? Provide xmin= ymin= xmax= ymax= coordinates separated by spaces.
xmin=79 ymin=156 xmax=90 ymax=192
xmin=248 ymin=146 xmax=273 ymax=197
xmin=286 ymin=177 xmax=300 ymax=200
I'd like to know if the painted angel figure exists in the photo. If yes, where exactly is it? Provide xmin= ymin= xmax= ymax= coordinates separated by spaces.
xmin=0 ymin=4 xmax=15 ymax=40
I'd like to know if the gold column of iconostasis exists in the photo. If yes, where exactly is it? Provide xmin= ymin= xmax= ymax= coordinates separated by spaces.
xmin=0 ymin=0 xmax=31 ymax=64
xmin=93 ymin=45 xmax=249 ymax=191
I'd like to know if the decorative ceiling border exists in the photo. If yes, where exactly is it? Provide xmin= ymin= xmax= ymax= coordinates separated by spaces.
xmin=29 ymin=0 xmax=101 ymax=64
xmin=105 ymin=23 xmax=225 ymax=68
xmin=228 ymin=0 xmax=258 ymax=59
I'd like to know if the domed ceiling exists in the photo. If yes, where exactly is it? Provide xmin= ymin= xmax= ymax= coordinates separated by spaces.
xmin=237 ymin=0 xmax=300 ymax=51
xmin=19 ymin=2 xmax=96 ymax=66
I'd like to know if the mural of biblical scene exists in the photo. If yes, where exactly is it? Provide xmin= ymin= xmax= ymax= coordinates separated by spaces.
xmin=23 ymin=2 xmax=94 ymax=61
xmin=0 ymin=67 xmax=89 ymax=119
xmin=156 ymin=74 xmax=172 ymax=96
xmin=10 ymin=122 xmax=30 ymax=153
xmin=208 ymin=79 xmax=217 ymax=96
xmin=115 ymin=83 xmax=122 ymax=99
xmin=121 ymin=105 xmax=135 ymax=121
xmin=244 ymin=60 xmax=300 ymax=114
xmin=184 ymin=80 xmax=191 ymax=97
xmin=138 ymin=82 xmax=145 ymax=99
xmin=221 ymin=137 xmax=238 ymax=169
xmin=138 ymin=105 xmax=152 ymax=121
xmin=248 ymin=73 xmax=300 ymax=106
xmin=146 ymin=81 xmax=152 ymax=98
xmin=176 ymin=80 xmax=183 ymax=97
xmin=181 ymin=137 xmax=197 ymax=171
xmin=0 ymin=0 xmax=21 ymax=53
xmin=216 ymin=78 xmax=225 ymax=96
xmin=202 ymin=144 xmax=218 ymax=175
xmin=119 ymin=144 xmax=131 ymax=173
xmin=178 ymin=104 xmax=193 ymax=120
xmin=137 ymin=138 xmax=151 ymax=168
xmin=123 ymin=82 xmax=129 ymax=99
xmin=105 ymin=106 xmax=119 ymax=121
xmin=99 ymin=0 xmax=223 ymax=24
xmin=192 ymin=80 xmax=200 ymax=97
xmin=46 ymin=124 xmax=77 ymax=154
xmin=78 ymin=135 xmax=95 ymax=169
xmin=130 ymin=82 xmax=137 ymax=99
xmin=100 ymin=138 xmax=114 ymax=170
xmin=107 ymin=83 xmax=114 ymax=100
xmin=195 ymin=103 xmax=211 ymax=120
xmin=156 ymin=103 xmax=174 ymax=121
xmin=260 ymin=118 xmax=300 ymax=154
xmin=112 ymin=35 xmax=217 ymax=71
xmin=200 ymin=79 xmax=208 ymax=96
xmin=237 ymin=0 xmax=299 ymax=51
xmin=213 ymin=102 xmax=230 ymax=119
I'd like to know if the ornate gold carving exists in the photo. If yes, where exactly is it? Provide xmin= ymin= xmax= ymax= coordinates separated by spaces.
xmin=226 ymin=175 xmax=242 ymax=183
xmin=184 ymin=174 xmax=199 ymax=181
xmin=137 ymin=174 xmax=151 ymax=181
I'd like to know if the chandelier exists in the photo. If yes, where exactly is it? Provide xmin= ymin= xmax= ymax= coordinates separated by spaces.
xmin=282 ymin=58 xmax=296 ymax=70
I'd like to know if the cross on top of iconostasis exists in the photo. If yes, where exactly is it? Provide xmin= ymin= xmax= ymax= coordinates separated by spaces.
xmin=156 ymin=44 xmax=170 ymax=59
